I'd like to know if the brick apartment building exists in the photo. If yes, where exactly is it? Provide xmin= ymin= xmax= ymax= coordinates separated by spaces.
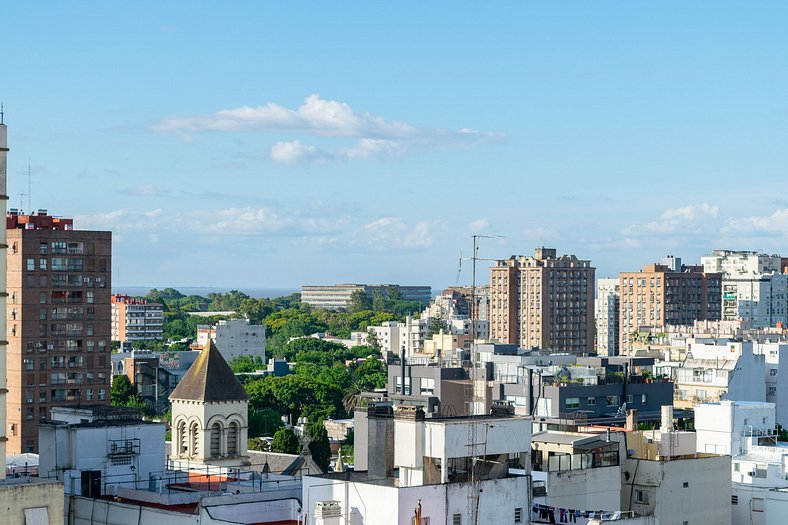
xmin=6 ymin=210 xmax=112 ymax=453
xmin=111 ymin=294 xmax=164 ymax=342
xmin=489 ymin=248 xmax=595 ymax=354
xmin=619 ymin=258 xmax=721 ymax=353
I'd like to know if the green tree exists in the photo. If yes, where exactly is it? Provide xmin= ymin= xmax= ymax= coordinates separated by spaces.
xmin=271 ymin=427 xmax=300 ymax=454
xmin=427 ymin=315 xmax=448 ymax=338
xmin=110 ymin=375 xmax=137 ymax=406
xmin=306 ymin=419 xmax=331 ymax=472
xmin=230 ymin=355 xmax=264 ymax=373
xmin=366 ymin=328 xmax=381 ymax=352
xmin=348 ymin=290 xmax=373 ymax=313
xmin=248 ymin=408 xmax=284 ymax=437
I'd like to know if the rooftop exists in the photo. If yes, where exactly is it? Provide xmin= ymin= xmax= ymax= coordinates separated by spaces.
xmin=169 ymin=339 xmax=249 ymax=402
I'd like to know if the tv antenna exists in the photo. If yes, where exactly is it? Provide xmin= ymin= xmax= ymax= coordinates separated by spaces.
xmin=465 ymin=233 xmax=504 ymax=525
xmin=19 ymin=159 xmax=31 ymax=213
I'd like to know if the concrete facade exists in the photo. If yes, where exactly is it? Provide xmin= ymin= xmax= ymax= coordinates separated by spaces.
xmin=596 ymin=277 xmax=620 ymax=356
xmin=701 ymin=250 xmax=788 ymax=328
xmin=0 ymin=478 xmax=64 ymax=525
xmin=196 ymin=318 xmax=266 ymax=363
xmin=0 ymin=117 xmax=8 ymax=475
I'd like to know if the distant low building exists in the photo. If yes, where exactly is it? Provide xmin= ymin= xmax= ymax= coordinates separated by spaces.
xmin=196 ymin=318 xmax=266 ymax=363
xmin=300 ymin=283 xmax=431 ymax=310
xmin=111 ymin=294 xmax=164 ymax=342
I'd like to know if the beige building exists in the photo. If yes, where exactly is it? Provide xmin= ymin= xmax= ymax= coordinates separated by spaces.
xmin=619 ymin=260 xmax=721 ymax=352
xmin=0 ymin=478 xmax=64 ymax=525
xmin=170 ymin=340 xmax=250 ymax=467
xmin=111 ymin=294 xmax=163 ymax=342
xmin=6 ymin=210 xmax=112 ymax=453
xmin=489 ymin=247 xmax=595 ymax=354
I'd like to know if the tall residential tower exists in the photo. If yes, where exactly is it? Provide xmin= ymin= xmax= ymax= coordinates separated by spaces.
xmin=489 ymin=248 xmax=595 ymax=354
xmin=6 ymin=210 xmax=111 ymax=453
xmin=0 ymin=114 xmax=9 ymax=475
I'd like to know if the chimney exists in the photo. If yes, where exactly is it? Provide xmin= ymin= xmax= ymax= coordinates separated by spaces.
xmin=625 ymin=409 xmax=638 ymax=432
xmin=314 ymin=500 xmax=342 ymax=525
xmin=366 ymin=403 xmax=394 ymax=478
xmin=660 ymin=405 xmax=674 ymax=432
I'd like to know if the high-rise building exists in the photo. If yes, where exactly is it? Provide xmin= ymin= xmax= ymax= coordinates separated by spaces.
xmin=0 ymin=115 xmax=8 ymax=474
xmin=489 ymin=248 xmax=595 ymax=354
xmin=6 ymin=210 xmax=112 ymax=453
xmin=111 ymin=294 xmax=164 ymax=342
xmin=596 ymin=278 xmax=620 ymax=356
xmin=619 ymin=260 xmax=721 ymax=353
xmin=701 ymin=250 xmax=788 ymax=328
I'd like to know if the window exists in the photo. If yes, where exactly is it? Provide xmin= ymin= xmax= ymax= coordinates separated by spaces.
xmin=86 ymin=388 xmax=93 ymax=401
xmin=731 ymin=495 xmax=738 ymax=505
xmin=683 ymin=481 xmax=689 ymax=488
xmin=39 ymin=242 xmax=48 ymax=254
xmin=565 ymin=397 xmax=580 ymax=409
xmin=453 ymin=514 xmax=462 ymax=525
xmin=733 ymin=462 xmax=740 ymax=472
xmin=635 ymin=490 xmax=647 ymax=503
xmin=587 ymin=397 xmax=596 ymax=406
xmin=51 ymin=258 xmax=68 ymax=270
xmin=51 ymin=241 xmax=67 ymax=254
xmin=641 ymin=394 xmax=648 ymax=404
xmin=98 ymin=388 xmax=106 ymax=401
xmin=87 ymin=291 xmax=94 ymax=304
xmin=39 ymin=292 xmax=47 ymax=304
xmin=514 ymin=508 xmax=523 ymax=523
xmin=606 ymin=395 xmax=620 ymax=406
xmin=626 ymin=395 xmax=634 ymax=404
xmin=755 ymin=465 xmax=767 ymax=478
xmin=752 ymin=498 xmax=764 ymax=512
xmin=27 ymin=258 xmax=35 ymax=271
xmin=420 ymin=378 xmax=435 ymax=396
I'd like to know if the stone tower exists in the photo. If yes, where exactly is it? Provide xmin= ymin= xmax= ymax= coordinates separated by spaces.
xmin=169 ymin=339 xmax=250 ymax=466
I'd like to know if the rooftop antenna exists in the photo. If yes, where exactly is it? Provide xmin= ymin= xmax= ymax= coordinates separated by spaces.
xmin=466 ymin=233 xmax=504 ymax=525
xmin=1 ymin=102 xmax=4 ymax=124
xmin=27 ymin=158 xmax=31 ymax=213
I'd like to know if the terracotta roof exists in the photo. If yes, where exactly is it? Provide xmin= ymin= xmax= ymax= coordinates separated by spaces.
xmin=169 ymin=340 xmax=249 ymax=402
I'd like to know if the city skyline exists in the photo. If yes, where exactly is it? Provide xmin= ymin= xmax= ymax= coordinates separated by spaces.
xmin=3 ymin=2 xmax=788 ymax=288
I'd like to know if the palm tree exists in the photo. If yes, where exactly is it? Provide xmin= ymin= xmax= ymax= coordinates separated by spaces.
xmin=342 ymin=381 xmax=366 ymax=414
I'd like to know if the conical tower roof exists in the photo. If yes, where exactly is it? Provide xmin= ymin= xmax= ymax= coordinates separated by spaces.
xmin=169 ymin=339 xmax=249 ymax=402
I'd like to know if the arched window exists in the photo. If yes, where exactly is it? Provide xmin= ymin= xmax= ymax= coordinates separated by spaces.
xmin=227 ymin=421 xmax=239 ymax=456
xmin=177 ymin=420 xmax=187 ymax=455
xmin=210 ymin=422 xmax=222 ymax=458
xmin=189 ymin=421 xmax=200 ymax=457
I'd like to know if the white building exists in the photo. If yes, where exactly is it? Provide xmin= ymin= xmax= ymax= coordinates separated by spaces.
xmin=531 ymin=430 xmax=622 ymax=510
xmin=197 ymin=318 xmax=266 ymax=363
xmin=701 ymin=250 xmax=788 ymax=328
xmin=596 ymin=278 xmax=620 ymax=356
xmin=39 ymin=405 xmax=166 ymax=496
xmin=303 ymin=405 xmax=532 ymax=525
xmin=672 ymin=340 xmax=766 ymax=409
xmin=696 ymin=400 xmax=784 ymax=525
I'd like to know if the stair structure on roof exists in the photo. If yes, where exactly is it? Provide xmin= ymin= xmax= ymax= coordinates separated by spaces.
xmin=169 ymin=340 xmax=250 ymax=466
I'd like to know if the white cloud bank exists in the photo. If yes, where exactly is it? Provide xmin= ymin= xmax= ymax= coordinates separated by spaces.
xmin=155 ymin=94 xmax=503 ymax=164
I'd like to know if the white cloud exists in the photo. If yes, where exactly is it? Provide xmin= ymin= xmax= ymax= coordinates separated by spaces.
xmin=469 ymin=218 xmax=490 ymax=232
xmin=362 ymin=216 xmax=442 ymax=250
xmin=155 ymin=94 xmax=503 ymax=164
xmin=726 ymin=208 xmax=788 ymax=236
xmin=623 ymin=203 xmax=720 ymax=236
xmin=155 ymin=94 xmax=414 ymax=138
xmin=523 ymin=226 xmax=558 ymax=240
xmin=270 ymin=141 xmax=333 ymax=165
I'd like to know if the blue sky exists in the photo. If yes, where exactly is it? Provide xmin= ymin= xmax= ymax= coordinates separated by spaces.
xmin=3 ymin=2 xmax=788 ymax=289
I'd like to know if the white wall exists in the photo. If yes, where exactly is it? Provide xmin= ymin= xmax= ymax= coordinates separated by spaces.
xmin=533 ymin=466 xmax=621 ymax=510
xmin=695 ymin=401 xmax=775 ymax=456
